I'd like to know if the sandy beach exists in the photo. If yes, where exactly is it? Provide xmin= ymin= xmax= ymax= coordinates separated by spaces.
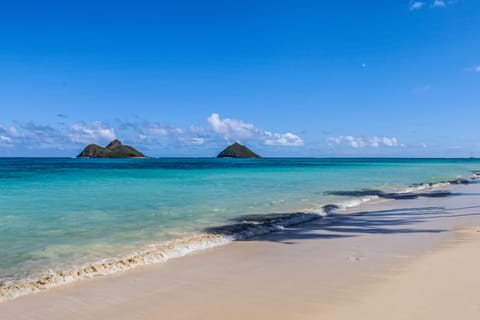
xmin=318 ymin=226 xmax=480 ymax=320
xmin=2 ymin=1 xmax=479 ymax=319
xmin=2 ymin=182 xmax=480 ymax=320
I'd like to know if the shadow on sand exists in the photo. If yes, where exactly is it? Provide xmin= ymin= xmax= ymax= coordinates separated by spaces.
xmin=203 ymin=192 xmax=480 ymax=245
xmin=324 ymin=189 xmax=455 ymax=200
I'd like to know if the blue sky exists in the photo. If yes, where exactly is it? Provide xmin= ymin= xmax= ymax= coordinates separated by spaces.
xmin=0 ymin=0 xmax=479 ymax=157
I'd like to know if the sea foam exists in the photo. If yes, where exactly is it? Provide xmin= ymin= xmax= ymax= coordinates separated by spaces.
xmin=0 ymin=174 xmax=474 ymax=302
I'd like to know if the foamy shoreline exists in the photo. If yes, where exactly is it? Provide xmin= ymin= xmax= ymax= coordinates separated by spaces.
xmin=0 ymin=175 xmax=476 ymax=303
xmin=0 ymin=175 xmax=468 ymax=303
xmin=2 ymin=178 xmax=480 ymax=319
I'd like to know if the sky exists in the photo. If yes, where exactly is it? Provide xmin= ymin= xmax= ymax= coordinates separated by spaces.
xmin=0 ymin=0 xmax=479 ymax=157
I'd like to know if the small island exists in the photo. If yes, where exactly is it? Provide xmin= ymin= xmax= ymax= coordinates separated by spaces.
xmin=217 ymin=142 xmax=261 ymax=158
xmin=77 ymin=139 xmax=147 ymax=158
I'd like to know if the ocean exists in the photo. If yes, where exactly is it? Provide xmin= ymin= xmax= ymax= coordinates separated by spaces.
xmin=1 ymin=157 xmax=479 ymax=300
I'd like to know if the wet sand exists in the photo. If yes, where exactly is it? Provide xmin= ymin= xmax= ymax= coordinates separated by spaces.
xmin=2 ymin=183 xmax=480 ymax=319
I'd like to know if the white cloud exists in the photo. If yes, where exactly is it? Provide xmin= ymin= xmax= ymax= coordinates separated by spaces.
xmin=0 ymin=122 xmax=68 ymax=148
xmin=264 ymin=132 xmax=304 ymax=147
xmin=381 ymin=137 xmax=398 ymax=147
xmin=1 ymin=121 xmax=115 ymax=149
xmin=0 ymin=114 xmax=303 ymax=151
xmin=145 ymin=124 xmax=183 ymax=138
xmin=148 ymin=127 xmax=169 ymax=136
xmin=207 ymin=113 xmax=303 ymax=147
xmin=69 ymin=121 xmax=116 ymax=144
xmin=432 ymin=0 xmax=446 ymax=7
xmin=208 ymin=113 xmax=256 ymax=140
xmin=118 ymin=121 xmax=206 ymax=146
xmin=369 ymin=137 xmax=382 ymax=148
xmin=328 ymin=136 xmax=366 ymax=148
xmin=346 ymin=136 xmax=367 ymax=148
xmin=0 ymin=135 xmax=14 ymax=148
xmin=120 ymin=114 xmax=302 ymax=147
xmin=411 ymin=0 xmax=457 ymax=10
xmin=0 ymin=135 xmax=12 ymax=143
xmin=0 ymin=125 xmax=19 ymax=138
xmin=410 ymin=1 xmax=425 ymax=10
xmin=328 ymin=136 xmax=399 ymax=148
xmin=190 ymin=137 xmax=205 ymax=145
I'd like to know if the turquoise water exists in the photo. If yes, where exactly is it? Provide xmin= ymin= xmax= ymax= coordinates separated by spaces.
xmin=1 ymin=158 xmax=479 ymax=288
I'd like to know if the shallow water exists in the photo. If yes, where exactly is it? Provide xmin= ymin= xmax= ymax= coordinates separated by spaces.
xmin=0 ymin=157 xmax=479 ymax=289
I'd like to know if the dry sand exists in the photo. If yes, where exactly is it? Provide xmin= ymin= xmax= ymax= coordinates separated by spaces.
xmin=2 ymin=183 xmax=480 ymax=319
xmin=316 ymin=226 xmax=480 ymax=320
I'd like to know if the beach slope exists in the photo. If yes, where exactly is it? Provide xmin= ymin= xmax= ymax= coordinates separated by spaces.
xmin=2 ymin=183 xmax=480 ymax=319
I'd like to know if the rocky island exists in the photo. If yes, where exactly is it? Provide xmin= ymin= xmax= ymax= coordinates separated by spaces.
xmin=77 ymin=139 xmax=147 ymax=158
xmin=217 ymin=142 xmax=261 ymax=158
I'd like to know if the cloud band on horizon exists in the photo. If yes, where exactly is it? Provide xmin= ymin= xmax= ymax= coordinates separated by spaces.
xmin=0 ymin=113 xmax=304 ymax=152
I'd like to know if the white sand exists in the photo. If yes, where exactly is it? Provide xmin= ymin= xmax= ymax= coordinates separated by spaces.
xmin=2 ymin=183 xmax=480 ymax=319
xmin=316 ymin=226 xmax=480 ymax=320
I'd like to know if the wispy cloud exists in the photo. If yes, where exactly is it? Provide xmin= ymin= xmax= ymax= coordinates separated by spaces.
xmin=0 ymin=135 xmax=13 ymax=147
xmin=328 ymin=136 xmax=366 ymax=148
xmin=0 ymin=122 xmax=64 ymax=148
xmin=0 ymin=125 xmax=19 ymax=139
xmin=118 ymin=114 xmax=303 ymax=148
xmin=68 ymin=121 xmax=116 ymax=144
xmin=410 ymin=0 xmax=455 ymax=10
xmin=131 ymin=122 xmax=207 ymax=146
xmin=264 ymin=132 xmax=304 ymax=147
xmin=432 ymin=0 xmax=446 ymax=7
xmin=465 ymin=65 xmax=480 ymax=73
xmin=410 ymin=1 xmax=425 ymax=10
xmin=0 ymin=121 xmax=115 ymax=149
xmin=370 ymin=136 xmax=399 ymax=147
xmin=0 ymin=135 xmax=12 ymax=143
xmin=328 ymin=136 xmax=400 ymax=148
xmin=413 ymin=84 xmax=432 ymax=93
xmin=18 ymin=122 xmax=67 ymax=148
xmin=0 ymin=114 xmax=304 ymax=152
